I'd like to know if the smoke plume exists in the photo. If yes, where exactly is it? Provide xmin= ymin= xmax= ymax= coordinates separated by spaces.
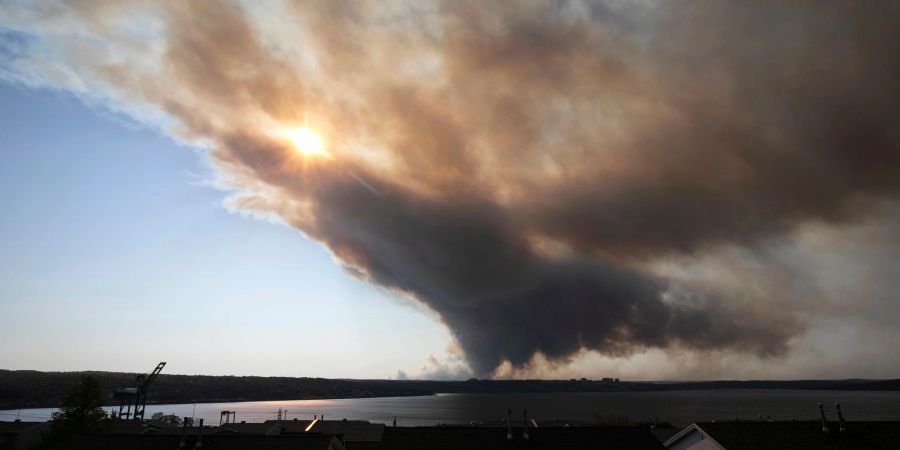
xmin=3 ymin=1 xmax=899 ymax=376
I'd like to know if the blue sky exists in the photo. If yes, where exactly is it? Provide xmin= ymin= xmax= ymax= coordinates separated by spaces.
xmin=0 ymin=83 xmax=450 ymax=377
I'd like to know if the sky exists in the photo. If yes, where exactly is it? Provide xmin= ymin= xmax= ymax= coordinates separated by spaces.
xmin=0 ymin=84 xmax=453 ymax=378
xmin=1 ymin=1 xmax=899 ymax=381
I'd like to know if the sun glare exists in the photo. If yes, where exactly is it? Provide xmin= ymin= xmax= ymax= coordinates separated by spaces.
xmin=284 ymin=127 xmax=329 ymax=158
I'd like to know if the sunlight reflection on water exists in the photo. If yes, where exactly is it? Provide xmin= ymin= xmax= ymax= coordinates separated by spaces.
xmin=4 ymin=390 xmax=900 ymax=427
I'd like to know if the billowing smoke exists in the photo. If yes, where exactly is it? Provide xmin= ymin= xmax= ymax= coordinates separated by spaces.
xmin=2 ymin=1 xmax=899 ymax=376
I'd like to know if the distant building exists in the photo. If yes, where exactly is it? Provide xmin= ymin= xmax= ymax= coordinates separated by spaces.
xmin=664 ymin=421 xmax=900 ymax=450
xmin=0 ymin=421 xmax=50 ymax=450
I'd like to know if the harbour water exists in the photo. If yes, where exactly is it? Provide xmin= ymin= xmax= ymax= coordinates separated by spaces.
xmin=3 ymin=390 xmax=900 ymax=427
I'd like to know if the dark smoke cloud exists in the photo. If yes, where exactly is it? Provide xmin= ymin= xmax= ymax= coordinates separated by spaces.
xmin=223 ymin=135 xmax=799 ymax=375
xmin=3 ymin=1 xmax=899 ymax=376
xmin=524 ymin=1 xmax=900 ymax=259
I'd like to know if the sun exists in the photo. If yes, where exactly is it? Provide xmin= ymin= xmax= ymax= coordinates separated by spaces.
xmin=284 ymin=127 xmax=329 ymax=158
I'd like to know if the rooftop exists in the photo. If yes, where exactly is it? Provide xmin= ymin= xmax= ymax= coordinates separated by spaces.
xmin=0 ymin=421 xmax=49 ymax=433
xmin=49 ymin=434 xmax=345 ymax=450
xmin=667 ymin=421 xmax=900 ymax=450
xmin=266 ymin=419 xmax=385 ymax=441
xmin=373 ymin=425 xmax=664 ymax=450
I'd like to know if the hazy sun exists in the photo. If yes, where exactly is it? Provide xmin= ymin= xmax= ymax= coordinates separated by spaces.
xmin=284 ymin=127 xmax=329 ymax=158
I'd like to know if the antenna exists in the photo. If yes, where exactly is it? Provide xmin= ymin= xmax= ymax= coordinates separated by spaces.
xmin=836 ymin=403 xmax=847 ymax=433
xmin=523 ymin=409 xmax=530 ymax=440
xmin=817 ymin=403 xmax=829 ymax=433
xmin=194 ymin=418 xmax=204 ymax=449
xmin=178 ymin=419 xmax=188 ymax=448
xmin=506 ymin=409 xmax=513 ymax=440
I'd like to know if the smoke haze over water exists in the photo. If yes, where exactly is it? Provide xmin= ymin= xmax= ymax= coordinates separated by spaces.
xmin=3 ymin=1 xmax=900 ymax=377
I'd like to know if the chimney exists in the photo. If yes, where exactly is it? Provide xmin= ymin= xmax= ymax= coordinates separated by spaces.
xmin=818 ymin=403 xmax=829 ymax=433
xmin=835 ymin=403 xmax=847 ymax=433
xmin=506 ymin=409 xmax=513 ymax=440
xmin=194 ymin=418 xmax=204 ymax=449
xmin=178 ymin=419 xmax=188 ymax=448
xmin=523 ymin=410 xmax=530 ymax=440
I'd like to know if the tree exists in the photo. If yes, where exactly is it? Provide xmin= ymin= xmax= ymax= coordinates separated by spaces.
xmin=45 ymin=376 xmax=110 ymax=444
xmin=151 ymin=412 xmax=182 ymax=426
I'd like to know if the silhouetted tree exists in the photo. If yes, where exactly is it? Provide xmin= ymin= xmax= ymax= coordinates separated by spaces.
xmin=151 ymin=411 xmax=182 ymax=425
xmin=42 ymin=376 xmax=110 ymax=447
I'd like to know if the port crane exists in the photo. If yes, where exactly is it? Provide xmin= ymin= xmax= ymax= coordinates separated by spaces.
xmin=114 ymin=361 xmax=166 ymax=420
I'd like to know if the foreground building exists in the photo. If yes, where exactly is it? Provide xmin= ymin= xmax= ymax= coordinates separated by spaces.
xmin=0 ymin=421 xmax=50 ymax=450
xmin=26 ymin=416 xmax=900 ymax=449
xmin=367 ymin=425 xmax=664 ymax=450
xmin=664 ymin=421 xmax=900 ymax=450
xmin=50 ymin=434 xmax=347 ymax=450
xmin=31 ymin=418 xmax=663 ymax=450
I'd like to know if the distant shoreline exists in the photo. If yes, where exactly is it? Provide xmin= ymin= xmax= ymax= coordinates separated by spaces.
xmin=2 ymin=368 xmax=898 ymax=410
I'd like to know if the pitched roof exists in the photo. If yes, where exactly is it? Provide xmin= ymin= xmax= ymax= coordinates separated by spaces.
xmin=671 ymin=421 xmax=900 ymax=450
xmin=107 ymin=420 xmax=184 ymax=435
xmin=266 ymin=419 xmax=385 ymax=441
xmin=0 ymin=421 xmax=49 ymax=433
xmin=50 ymin=434 xmax=344 ymax=450
xmin=375 ymin=425 xmax=664 ymax=450
xmin=215 ymin=423 xmax=284 ymax=435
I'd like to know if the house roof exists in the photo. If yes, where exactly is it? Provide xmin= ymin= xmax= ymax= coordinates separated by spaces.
xmin=106 ymin=420 xmax=184 ymax=435
xmin=215 ymin=423 xmax=284 ymax=435
xmin=49 ymin=433 xmax=344 ymax=450
xmin=373 ymin=425 xmax=664 ymax=450
xmin=667 ymin=421 xmax=900 ymax=450
xmin=0 ymin=421 xmax=49 ymax=433
xmin=266 ymin=419 xmax=385 ymax=441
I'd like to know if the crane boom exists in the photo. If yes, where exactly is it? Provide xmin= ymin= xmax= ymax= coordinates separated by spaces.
xmin=114 ymin=361 xmax=166 ymax=421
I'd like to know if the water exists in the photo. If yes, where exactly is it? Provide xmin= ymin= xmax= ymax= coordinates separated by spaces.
xmin=3 ymin=390 xmax=900 ymax=427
